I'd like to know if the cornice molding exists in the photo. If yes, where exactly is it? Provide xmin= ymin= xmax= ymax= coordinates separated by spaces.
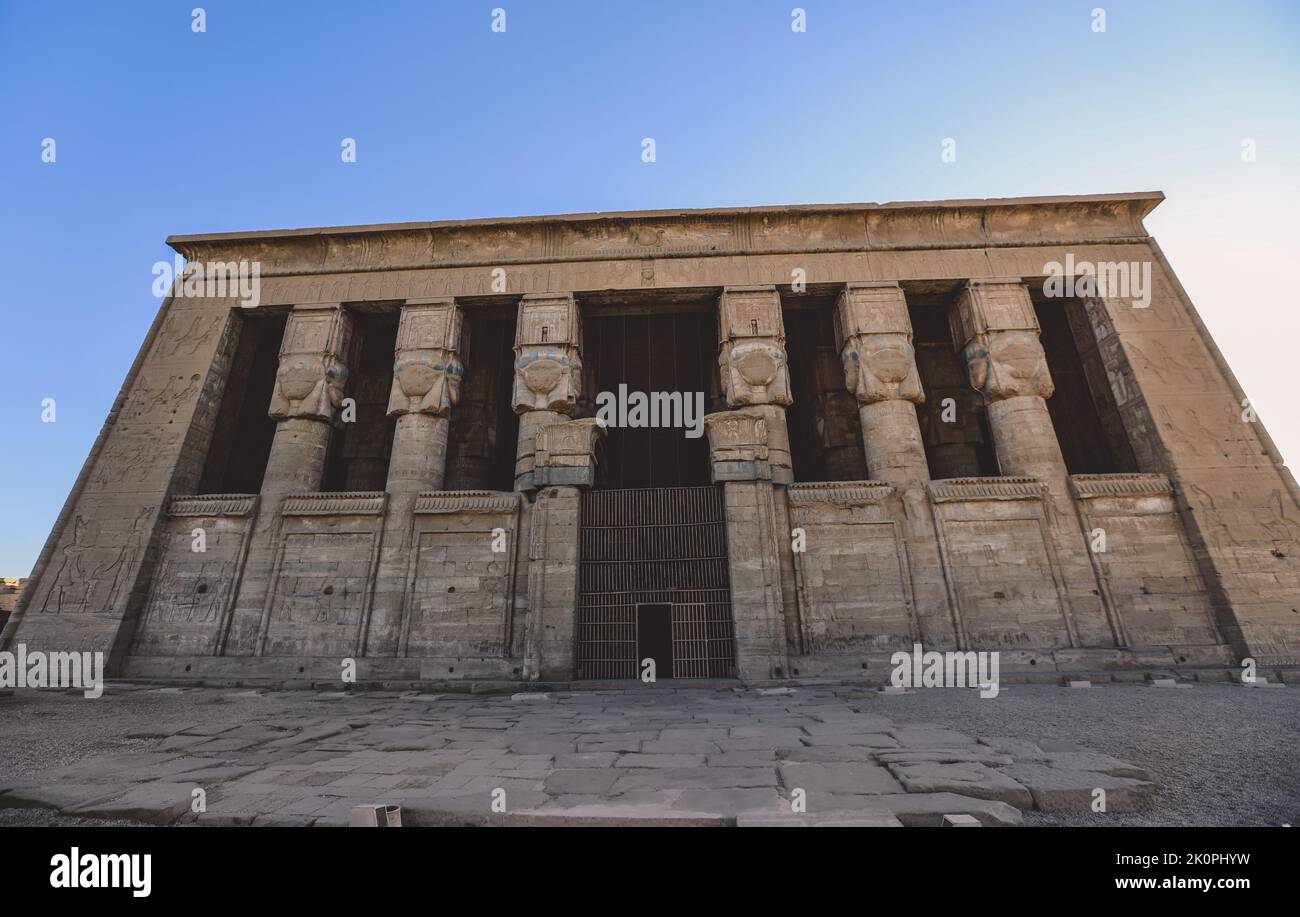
xmin=1070 ymin=473 xmax=1174 ymax=499
xmin=166 ymin=193 xmax=1164 ymax=279
xmin=168 ymin=494 xmax=258 ymax=518
xmin=414 ymin=490 xmax=523 ymax=514
xmin=929 ymin=477 xmax=1045 ymax=503
xmin=787 ymin=480 xmax=895 ymax=507
xmin=281 ymin=492 xmax=387 ymax=516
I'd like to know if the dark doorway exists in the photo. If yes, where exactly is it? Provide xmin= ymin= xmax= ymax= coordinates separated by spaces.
xmin=636 ymin=604 xmax=673 ymax=679
xmin=581 ymin=309 xmax=715 ymax=489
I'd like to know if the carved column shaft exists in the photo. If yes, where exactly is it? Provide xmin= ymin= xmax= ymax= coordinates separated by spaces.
xmin=225 ymin=303 xmax=354 ymax=656
xmin=717 ymin=286 xmax=793 ymax=480
xmin=512 ymin=293 xmax=582 ymax=492
xmin=834 ymin=283 xmax=928 ymax=484
xmin=952 ymin=279 xmax=1116 ymax=648
xmin=262 ymin=303 xmax=354 ymax=496
xmin=951 ymin=280 xmax=1065 ymax=483
xmin=385 ymin=298 xmax=464 ymax=494
xmin=365 ymin=298 xmax=465 ymax=658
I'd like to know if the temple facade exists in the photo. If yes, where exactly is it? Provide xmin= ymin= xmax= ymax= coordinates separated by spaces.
xmin=5 ymin=193 xmax=1298 ymax=684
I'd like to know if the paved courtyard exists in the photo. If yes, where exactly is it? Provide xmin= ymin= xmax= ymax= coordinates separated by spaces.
xmin=0 ymin=680 xmax=1294 ymax=826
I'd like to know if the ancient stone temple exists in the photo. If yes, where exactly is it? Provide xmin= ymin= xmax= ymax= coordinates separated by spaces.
xmin=5 ymin=193 xmax=1298 ymax=684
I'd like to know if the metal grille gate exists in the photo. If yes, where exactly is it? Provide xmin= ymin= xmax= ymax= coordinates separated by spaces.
xmin=577 ymin=485 xmax=736 ymax=679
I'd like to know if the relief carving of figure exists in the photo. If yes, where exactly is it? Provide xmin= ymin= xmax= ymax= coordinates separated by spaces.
xmin=388 ymin=349 xmax=464 ymax=416
xmin=964 ymin=331 xmax=1054 ymax=402
xmin=718 ymin=339 xmax=792 ymax=406
xmin=268 ymin=354 xmax=349 ymax=421
xmin=841 ymin=334 xmax=924 ymax=405
xmin=512 ymin=347 xmax=582 ymax=413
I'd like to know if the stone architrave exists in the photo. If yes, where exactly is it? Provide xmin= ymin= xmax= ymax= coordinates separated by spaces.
xmin=512 ymin=293 xmax=582 ymax=491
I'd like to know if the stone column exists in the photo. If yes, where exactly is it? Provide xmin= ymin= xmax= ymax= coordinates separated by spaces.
xmin=951 ymin=280 xmax=1064 ymax=482
xmin=834 ymin=282 xmax=958 ymax=648
xmin=512 ymin=293 xmax=582 ymax=492
xmin=523 ymin=418 xmax=604 ymax=681
xmin=717 ymin=286 xmax=793 ymax=480
xmin=704 ymin=410 xmax=790 ymax=680
xmin=364 ymin=298 xmax=464 ymax=657
xmin=386 ymin=299 xmax=464 ymax=493
xmin=224 ymin=302 xmax=354 ymax=655
xmin=834 ymin=282 xmax=928 ymax=484
xmin=261 ymin=303 xmax=355 ymax=496
xmin=952 ymin=279 xmax=1116 ymax=647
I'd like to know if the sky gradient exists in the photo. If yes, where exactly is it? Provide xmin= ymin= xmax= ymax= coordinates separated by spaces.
xmin=2 ymin=0 xmax=1298 ymax=577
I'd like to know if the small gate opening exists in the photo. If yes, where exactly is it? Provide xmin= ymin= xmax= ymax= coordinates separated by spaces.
xmin=636 ymin=604 xmax=673 ymax=679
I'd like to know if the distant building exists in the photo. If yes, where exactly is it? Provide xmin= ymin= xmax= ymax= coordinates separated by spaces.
xmin=0 ymin=578 xmax=26 ymax=633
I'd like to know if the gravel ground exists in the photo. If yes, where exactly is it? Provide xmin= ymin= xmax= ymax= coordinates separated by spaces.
xmin=0 ymin=681 xmax=1295 ymax=827
xmin=875 ymin=681 xmax=1299 ymax=826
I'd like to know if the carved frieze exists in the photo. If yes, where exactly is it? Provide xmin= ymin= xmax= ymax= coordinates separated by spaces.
xmin=1070 ymin=473 xmax=1174 ymax=499
xmin=280 ymin=491 xmax=387 ymax=516
xmin=169 ymin=494 xmax=258 ymax=517
xmin=413 ymin=491 xmax=523 ymax=514
xmin=704 ymin=410 xmax=769 ymax=464
xmin=929 ymin=476 xmax=1045 ymax=502
xmin=787 ymin=480 xmax=895 ymax=507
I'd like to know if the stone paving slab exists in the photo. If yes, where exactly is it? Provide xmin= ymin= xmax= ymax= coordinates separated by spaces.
xmin=0 ymin=684 xmax=1161 ymax=826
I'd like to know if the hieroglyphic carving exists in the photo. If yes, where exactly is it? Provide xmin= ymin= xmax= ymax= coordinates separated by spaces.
xmin=704 ymin=410 xmax=769 ymax=465
xmin=36 ymin=506 xmax=153 ymax=615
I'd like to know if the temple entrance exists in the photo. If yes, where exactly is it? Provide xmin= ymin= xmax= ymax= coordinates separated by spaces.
xmin=575 ymin=304 xmax=736 ymax=679
xmin=576 ymin=485 xmax=736 ymax=679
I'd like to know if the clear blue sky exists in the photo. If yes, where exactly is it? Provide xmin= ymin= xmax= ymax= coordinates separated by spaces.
xmin=2 ymin=0 xmax=1298 ymax=577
